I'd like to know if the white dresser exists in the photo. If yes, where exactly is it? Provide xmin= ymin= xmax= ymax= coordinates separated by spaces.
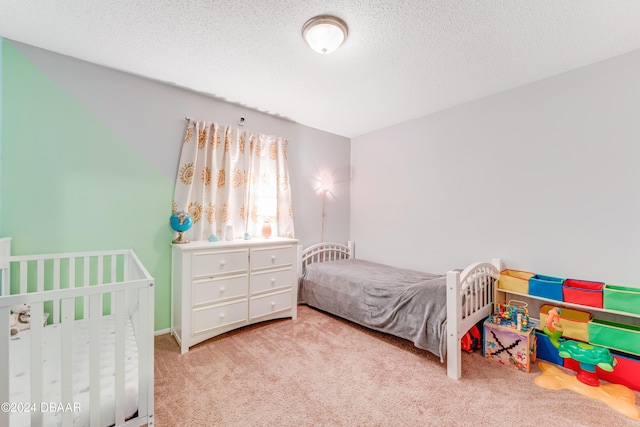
xmin=171 ymin=237 xmax=298 ymax=353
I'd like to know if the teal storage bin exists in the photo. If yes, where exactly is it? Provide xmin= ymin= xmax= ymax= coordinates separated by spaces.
xmin=529 ymin=274 xmax=564 ymax=301
xmin=604 ymin=284 xmax=640 ymax=315
xmin=589 ymin=319 xmax=640 ymax=356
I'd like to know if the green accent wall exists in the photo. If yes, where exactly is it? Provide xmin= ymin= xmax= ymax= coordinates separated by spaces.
xmin=1 ymin=40 xmax=174 ymax=330
xmin=0 ymin=36 xmax=3 ymax=225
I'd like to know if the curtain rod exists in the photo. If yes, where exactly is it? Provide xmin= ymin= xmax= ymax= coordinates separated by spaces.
xmin=185 ymin=116 xmax=245 ymax=126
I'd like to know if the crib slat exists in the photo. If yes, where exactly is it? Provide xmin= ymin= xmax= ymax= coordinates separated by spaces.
xmin=0 ymin=307 xmax=9 ymax=427
xmin=89 ymin=293 xmax=101 ymax=427
xmin=20 ymin=261 xmax=27 ymax=294
xmin=53 ymin=259 xmax=61 ymax=324
xmin=137 ymin=286 xmax=150 ymax=418
xmin=123 ymin=254 xmax=130 ymax=282
xmin=111 ymin=254 xmax=117 ymax=283
xmin=84 ymin=257 xmax=90 ymax=317
xmin=97 ymin=256 xmax=104 ymax=285
xmin=37 ymin=259 xmax=45 ymax=293
xmin=69 ymin=257 xmax=76 ymax=291
xmin=114 ymin=290 xmax=126 ymax=425
xmin=84 ymin=257 xmax=90 ymax=285
xmin=30 ymin=302 xmax=44 ymax=427
xmin=60 ymin=298 xmax=74 ymax=427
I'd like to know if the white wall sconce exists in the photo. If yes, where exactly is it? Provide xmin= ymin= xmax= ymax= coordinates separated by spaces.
xmin=302 ymin=15 xmax=349 ymax=54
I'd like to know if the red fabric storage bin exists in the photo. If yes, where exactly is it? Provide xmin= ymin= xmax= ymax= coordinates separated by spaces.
xmin=563 ymin=279 xmax=604 ymax=308
xmin=564 ymin=352 xmax=640 ymax=392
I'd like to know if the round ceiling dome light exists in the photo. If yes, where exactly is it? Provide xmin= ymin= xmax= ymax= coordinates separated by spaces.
xmin=302 ymin=15 xmax=348 ymax=54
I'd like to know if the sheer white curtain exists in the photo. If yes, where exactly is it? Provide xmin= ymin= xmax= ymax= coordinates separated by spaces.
xmin=172 ymin=119 xmax=295 ymax=241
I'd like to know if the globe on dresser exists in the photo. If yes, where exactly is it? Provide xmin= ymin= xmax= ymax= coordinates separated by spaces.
xmin=169 ymin=210 xmax=193 ymax=244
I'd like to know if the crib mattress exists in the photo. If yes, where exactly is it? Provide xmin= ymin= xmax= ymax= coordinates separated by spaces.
xmin=10 ymin=315 xmax=139 ymax=427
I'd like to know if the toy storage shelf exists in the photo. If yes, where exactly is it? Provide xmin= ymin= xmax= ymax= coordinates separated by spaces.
xmin=495 ymin=288 xmax=640 ymax=321
xmin=496 ymin=285 xmax=640 ymax=394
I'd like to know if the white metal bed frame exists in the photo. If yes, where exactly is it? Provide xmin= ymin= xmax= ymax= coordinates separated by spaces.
xmin=298 ymin=241 xmax=501 ymax=380
xmin=0 ymin=237 xmax=155 ymax=427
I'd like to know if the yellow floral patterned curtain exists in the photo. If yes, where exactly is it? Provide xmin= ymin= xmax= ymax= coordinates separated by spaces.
xmin=172 ymin=119 xmax=295 ymax=241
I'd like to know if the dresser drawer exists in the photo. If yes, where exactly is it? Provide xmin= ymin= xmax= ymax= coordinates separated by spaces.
xmin=250 ymin=267 xmax=292 ymax=295
xmin=192 ymin=300 xmax=247 ymax=335
xmin=250 ymin=290 xmax=292 ymax=320
xmin=250 ymin=246 xmax=294 ymax=270
xmin=192 ymin=274 xmax=247 ymax=307
xmin=192 ymin=249 xmax=248 ymax=278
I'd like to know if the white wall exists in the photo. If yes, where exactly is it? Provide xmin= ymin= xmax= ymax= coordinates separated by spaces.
xmin=351 ymin=49 xmax=640 ymax=286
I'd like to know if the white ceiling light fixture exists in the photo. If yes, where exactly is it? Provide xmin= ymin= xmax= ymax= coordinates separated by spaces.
xmin=302 ymin=15 xmax=348 ymax=55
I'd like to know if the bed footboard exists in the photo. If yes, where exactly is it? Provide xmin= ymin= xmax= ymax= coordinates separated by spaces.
xmin=446 ymin=258 xmax=502 ymax=380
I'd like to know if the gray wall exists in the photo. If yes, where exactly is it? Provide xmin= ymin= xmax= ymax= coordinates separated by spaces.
xmin=351 ymin=49 xmax=640 ymax=286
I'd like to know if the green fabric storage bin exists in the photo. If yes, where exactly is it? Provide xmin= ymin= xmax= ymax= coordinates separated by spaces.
xmin=588 ymin=319 xmax=640 ymax=356
xmin=604 ymin=284 xmax=640 ymax=315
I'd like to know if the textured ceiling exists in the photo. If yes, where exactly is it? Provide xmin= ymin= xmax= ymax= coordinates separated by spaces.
xmin=1 ymin=0 xmax=639 ymax=137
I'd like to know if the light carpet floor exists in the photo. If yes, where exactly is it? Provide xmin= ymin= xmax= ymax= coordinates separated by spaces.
xmin=154 ymin=305 xmax=640 ymax=427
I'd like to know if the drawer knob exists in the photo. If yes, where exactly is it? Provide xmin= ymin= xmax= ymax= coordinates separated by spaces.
xmin=220 ymin=313 xmax=225 ymax=319
xmin=271 ymin=255 xmax=276 ymax=262
xmin=220 ymin=286 xmax=226 ymax=292
xmin=270 ymin=278 xmax=276 ymax=285
xmin=220 ymin=260 xmax=226 ymax=267
xmin=271 ymin=301 xmax=276 ymax=308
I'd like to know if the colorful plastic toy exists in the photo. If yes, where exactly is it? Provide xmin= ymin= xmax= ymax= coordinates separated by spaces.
xmin=545 ymin=307 xmax=561 ymax=332
xmin=535 ymin=306 xmax=640 ymax=420
xmin=491 ymin=300 xmax=532 ymax=332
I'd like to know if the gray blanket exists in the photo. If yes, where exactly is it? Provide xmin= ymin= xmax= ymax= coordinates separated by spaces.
xmin=299 ymin=259 xmax=448 ymax=361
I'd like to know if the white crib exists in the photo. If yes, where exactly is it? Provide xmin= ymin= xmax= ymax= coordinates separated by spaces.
xmin=0 ymin=237 xmax=155 ymax=427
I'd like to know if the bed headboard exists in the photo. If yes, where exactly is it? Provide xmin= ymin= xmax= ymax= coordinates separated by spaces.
xmin=297 ymin=241 xmax=354 ymax=277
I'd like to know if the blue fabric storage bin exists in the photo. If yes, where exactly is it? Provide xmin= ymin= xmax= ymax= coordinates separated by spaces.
xmin=529 ymin=274 xmax=564 ymax=301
